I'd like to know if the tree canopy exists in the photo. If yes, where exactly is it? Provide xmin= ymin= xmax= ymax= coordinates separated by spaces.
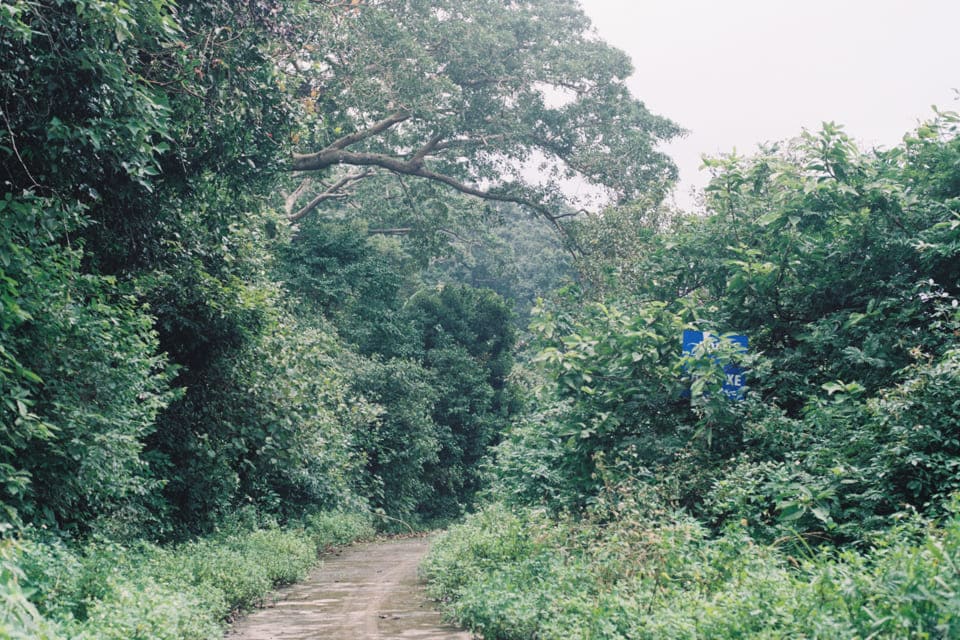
xmin=282 ymin=0 xmax=682 ymax=226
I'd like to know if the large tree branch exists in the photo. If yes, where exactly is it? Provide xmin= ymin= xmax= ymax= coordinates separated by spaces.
xmin=289 ymin=113 xmax=583 ymax=252
xmin=293 ymin=110 xmax=410 ymax=170
xmin=410 ymin=133 xmax=444 ymax=167
xmin=289 ymin=110 xmax=559 ymax=221
xmin=293 ymin=146 xmax=574 ymax=230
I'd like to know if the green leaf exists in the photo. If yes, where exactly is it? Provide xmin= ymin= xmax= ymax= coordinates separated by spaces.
xmin=777 ymin=504 xmax=804 ymax=521
xmin=821 ymin=381 xmax=845 ymax=395
xmin=811 ymin=505 xmax=832 ymax=524
xmin=756 ymin=211 xmax=782 ymax=226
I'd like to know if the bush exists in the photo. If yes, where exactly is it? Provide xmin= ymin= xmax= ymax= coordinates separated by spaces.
xmin=65 ymin=576 xmax=221 ymax=640
xmin=15 ymin=534 xmax=83 ymax=620
xmin=151 ymin=540 xmax=269 ymax=616
xmin=425 ymin=499 xmax=960 ymax=639
xmin=15 ymin=511 xmax=373 ymax=639
xmin=422 ymin=504 xmax=570 ymax=639
xmin=0 ymin=540 xmax=62 ymax=639
xmin=0 ymin=233 xmax=176 ymax=533
xmin=224 ymin=528 xmax=317 ymax=586
xmin=304 ymin=511 xmax=375 ymax=549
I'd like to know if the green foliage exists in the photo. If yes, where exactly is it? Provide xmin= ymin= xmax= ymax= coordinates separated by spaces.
xmin=0 ymin=202 xmax=177 ymax=531
xmin=697 ymin=346 xmax=960 ymax=546
xmin=406 ymin=285 xmax=519 ymax=517
xmin=2 ymin=0 xmax=669 ymax=545
xmin=280 ymin=214 xmax=521 ymax=520
xmin=505 ymin=298 xmax=694 ymax=508
xmin=6 ymin=4 xmax=957 ymax=637
xmin=66 ymin=578 xmax=220 ymax=640
xmin=0 ymin=0 xmax=180 ymax=198
xmin=16 ymin=273 xmax=175 ymax=529
xmin=16 ymin=535 xmax=223 ymax=640
xmin=0 ymin=0 xmax=318 ymax=538
xmin=498 ymin=114 xmax=960 ymax=530
xmin=303 ymin=511 xmax=375 ymax=549
xmin=0 ymin=540 xmax=62 ymax=639
xmin=11 ymin=511 xmax=371 ymax=639
xmin=279 ymin=218 xmax=420 ymax=358
xmin=347 ymin=355 xmax=439 ymax=517
xmin=151 ymin=308 xmax=376 ymax=533
xmin=278 ymin=215 xmax=523 ymax=520
xmin=426 ymin=499 xmax=960 ymax=639
xmin=867 ymin=348 xmax=960 ymax=509
xmin=422 ymin=204 xmax=576 ymax=326
xmin=464 ymin=115 xmax=960 ymax=637
xmin=681 ymin=117 xmax=956 ymax=408
xmin=0 ymin=0 xmax=191 ymax=532
xmin=284 ymin=0 xmax=681 ymax=222
xmin=491 ymin=292 xmax=766 ymax=512
xmin=483 ymin=400 xmax=579 ymax=508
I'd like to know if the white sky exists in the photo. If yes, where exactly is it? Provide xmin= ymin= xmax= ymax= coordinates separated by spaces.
xmin=577 ymin=0 xmax=960 ymax=209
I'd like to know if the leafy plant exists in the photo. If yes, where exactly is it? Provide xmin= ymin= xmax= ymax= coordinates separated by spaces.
xmin=426 ymin=500 xmax=960 ymax=639
xmin=0 ymin=540 xmax=62 ymax=639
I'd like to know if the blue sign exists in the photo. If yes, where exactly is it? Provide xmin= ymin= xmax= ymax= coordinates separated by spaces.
xmin=682 ymin=330 xmax=748 ymax=399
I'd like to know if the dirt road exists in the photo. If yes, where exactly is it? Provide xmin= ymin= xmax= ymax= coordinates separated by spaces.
xmin=226 ymin=536 xmax=474 ymax=639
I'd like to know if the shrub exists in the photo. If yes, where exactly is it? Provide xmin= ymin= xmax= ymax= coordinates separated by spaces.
xmin=305 ymin=511 xmax=375 ymax=549
xmin=15 ymin=511 xmax=373 ymax=638
xmin=15 ymin=534 xmax=83 ymax=619
xmin=64 ymin=575 xmax=221 ymax=640
xmin=425 ymin=499 xmax=960 ymax=639
xmin=0 ymin=540 xmax=62 ymax=639
xmin=224 ymin=528 xmax=317 ymax=586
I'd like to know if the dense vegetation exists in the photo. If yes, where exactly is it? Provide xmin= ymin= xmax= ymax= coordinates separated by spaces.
xmin=2 ymin=511 xmax=373 ymax=639
xmin=0 ymin=0 xmax=655 ymax=636
xmin=1 ymin=0 xmax=958 ymax=638
xmin=425 ymin=116 xmax=960 ymax=637
xmin=0 ymin=0 xmax=663 ymax=539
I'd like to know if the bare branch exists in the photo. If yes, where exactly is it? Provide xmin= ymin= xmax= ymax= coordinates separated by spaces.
xmin=410 ymin=133 xmax=445 ymax=167
xmin=293 ymin=146 xmax=580 ymax=231
xmin=288 ymin=114 xmax=584 ymax=253
xmin=283 ymin=177 xmax=312 ymax=216
xmin=368 ymin=227 xmax=413 ymax=235
xmin=1 ymin=107 xmax=41 ymax=190
xmin=288 ymin=169 xmax=372 ymax=222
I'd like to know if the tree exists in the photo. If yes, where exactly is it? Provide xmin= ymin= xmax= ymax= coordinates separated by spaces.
xmin=405 ymin=285 xmax=520 ymax=516
xmin=282 ymin=0 xmax=682 ymax=229
xmin=0 ymin=0 xmax=185 ymax=531
xmin=348 ymin=356 xmax=441 ymax=518
xmin=0 ymin=0 xmax=681 ymax=535
xmin=422 ymin=203 xmax=576 ymax=327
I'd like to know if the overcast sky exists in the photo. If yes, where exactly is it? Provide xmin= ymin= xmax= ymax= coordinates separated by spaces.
xmin=577 ymin=0 xmax=960 ymax=209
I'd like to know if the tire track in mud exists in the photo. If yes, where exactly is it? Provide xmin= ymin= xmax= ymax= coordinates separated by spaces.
xmin=226 ymin=536 xmax=473 ymax=639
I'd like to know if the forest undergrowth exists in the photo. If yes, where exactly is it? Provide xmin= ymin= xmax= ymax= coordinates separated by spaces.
xmin=424 ymin=497 xmax=960 ymax=639
xmin=1 ymin=511 xmax=373 ymax=639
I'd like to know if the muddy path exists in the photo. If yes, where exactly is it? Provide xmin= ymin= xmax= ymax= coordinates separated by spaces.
xmin=226 ymin=536 xmax=474 ymax=639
